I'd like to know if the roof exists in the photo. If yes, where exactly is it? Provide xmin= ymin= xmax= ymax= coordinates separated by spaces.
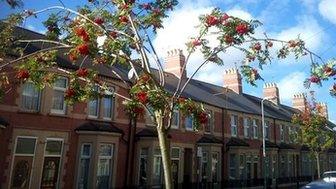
xmin=75 ymin=121 xmax=123 ymax=134
xmin=135 ymin=128 xmax=158 ymax=138
xmin=10 ymin=26 xmax=335 ymax=125
xmin=226 ymin=137 xmax=249 ymax=147
xmin=197 ymin=135 xmax=223 ymax=144
xmin=263 ymin=140 xmax=278 ymax=148
xmin=0 ymin=116 xmax=9 ymax=128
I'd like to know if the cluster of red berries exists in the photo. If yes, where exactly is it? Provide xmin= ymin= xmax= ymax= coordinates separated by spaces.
xmin=75 ymin=27 xmax=90 ymax=42
xmin=77 ymin=44 xmax=90 ymax=55
xmin=65 ymin=88 xmax=75 ymax=99
xmin=16 ymin=69 xmax=30 ymax=80
xmin=235 ymin=23 xmax=249 ymax=35
xmin=76 ymin=68 xmax=89 ymax=77
xmin=136 ymin=91 xmax=148 ymax=104
xmin=94 ymin=17 xmax=104 ymax=25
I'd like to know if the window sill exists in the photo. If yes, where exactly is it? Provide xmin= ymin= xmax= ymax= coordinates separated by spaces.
xmin=48 ymin=112 xmax=68 ymax=118
xmin=86 ymin=116 xmax=113 ymax=123
xmin=17 ymin=109 xmax=41 ymax=115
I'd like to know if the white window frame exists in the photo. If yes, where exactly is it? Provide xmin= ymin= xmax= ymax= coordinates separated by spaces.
xmin=171 ymin=109 xmax=180 ymax=129
xmin=205 ymin=110 xmax=213 ymax=134
xmin=10 ymin=136 xmax=37 ymax=189
xmin=51 ymin=77 xmax=68 ymax=114
xmin=280 ymin=125 xmax=285 ymax=142
xmin=39 ymin=138 xmax=64 ymax=189
xmin=243 ymin=117 xmax=250 ymax=138
xmin=185 ymin=116 xmax=193 ymax=131
xmin=102 ymin=87 xmax=115 ymax=120
xmin=230 ymin=115 xmax=238 ymax=137
xmin=252 ymin=119 xmax=258 ymax=139
xmin=97 ymin=143 xmax=114 ymax=188
xmin=77 ymin=143 xmax=92 ymax=189
xmin=21 ymin=82 xmax=41 ymax=112
xmin=171 ymin=147 xmax=180 ymax=160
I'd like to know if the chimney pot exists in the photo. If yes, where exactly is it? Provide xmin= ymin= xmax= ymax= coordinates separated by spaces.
xmin=164 ymin=49 xmax=186 ymax=78
xmin=223 ymin=68 xmax=242 ymax=94
xmin=263 ymin=82 xmax=280 ymax=105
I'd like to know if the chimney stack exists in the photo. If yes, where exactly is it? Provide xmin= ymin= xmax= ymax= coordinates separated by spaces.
xmin=317 ymin=102 xmax=328 ymax=119
xmin=223 ymin=68 xmax=242 ymax=94
xmin=292 ymin=93 xmax=307 ymax=112
xmin=263 ymin=83 xmax=280 ymax=105
xmin=164 ymin=49 xmax=186 ymax=78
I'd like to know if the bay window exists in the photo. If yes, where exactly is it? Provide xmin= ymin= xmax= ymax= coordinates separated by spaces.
xmin=201 ymin=151 xmax=208 ymax=181
xmin=51 ymin=77 xmax=68 ymax=114
xmin=243 ymin=118 xmax=250 ymax=138
xmin=21 ymin=82 xmax=41 ymax=111
xmin=40 ymin=139 xmax=63 ymax=188
xmin=229 ymin=154 xmax=237 ymax=179
xmin=211 ymin=152 xmax=220 ymax=183
xmin=138 ymin=148 xmax=149 ymax=187
xmin=11 ymin=136 xmax=37 ymax=188
xmin=171 ymin=147 xmax=180 ymax=185
xmin=97 ymin=144 xmax=114 ymax=189
xmin=152 ymin=148 xmax=163 ymax=185
xmin=77 ymin=143 xmax=92 ymax=189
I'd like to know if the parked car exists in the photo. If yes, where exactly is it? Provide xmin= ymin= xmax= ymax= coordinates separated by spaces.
xmin=301 ymin=171 xmax=336 ymax=189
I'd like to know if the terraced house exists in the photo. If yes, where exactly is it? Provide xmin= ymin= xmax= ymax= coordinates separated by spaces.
xmin=0 ymin=27 xmax=335 ymax=189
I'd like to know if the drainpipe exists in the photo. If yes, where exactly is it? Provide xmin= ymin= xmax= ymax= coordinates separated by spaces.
xmin=124 ymin=117 xmax=137 ymax=188
xmin=221 ymin=107 xmax=226 ymax=186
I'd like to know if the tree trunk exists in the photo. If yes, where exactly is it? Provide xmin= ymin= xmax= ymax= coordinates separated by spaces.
xmin=315 ymin=152 xmax=321 ymax=179
xmin=156 ymin=114 xmax=172 ymax=189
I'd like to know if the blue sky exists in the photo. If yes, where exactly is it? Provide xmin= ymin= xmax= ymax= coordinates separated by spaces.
xmin=1 ymin=0 xmax=335 ymax=122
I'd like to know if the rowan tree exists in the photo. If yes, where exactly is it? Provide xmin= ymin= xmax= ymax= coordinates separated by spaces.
xmin=292 ymin=92 xmax=334 ymax=179
xmin=1 ymin=0 xmax=335 ymax=188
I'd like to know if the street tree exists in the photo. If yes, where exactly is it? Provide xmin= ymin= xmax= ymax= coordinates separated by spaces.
xmin=1 ymin=0 xmax=336 ymax=188
xmin=292 ymin=92 xmax=334 ymax=179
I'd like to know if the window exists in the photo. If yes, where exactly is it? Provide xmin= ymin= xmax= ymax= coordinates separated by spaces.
xmin=77 ymin=143 xmax=92 ymax=189
xmin=265 ymin=120 xmax=270 ymax=140
xmin=97 ymin=144 xmax=114 ymax=189
xmin=21 ymin=82 xmax=41 ymax=111
xmin=11 ymin=137 xmax=37 ymax=188
xmin=204 ymin=110 xmax=214 ymax=133
xmin=280 ymin=125 xmax=285 ymax=142
xmin=102 ymin=88 xmax=114 ymax=119
xmin=246 ymin=155 xmax=252 ymax=179
xmin=230 ymin=115 xmax=238 ymax=137
xmin=229 ymin=154 xmax=237 ymax=179
xmin=51 ymin=77 xmax=68 ymax=114
xmin=252 ymin=119 xmax=258 ymax=139
xmin=280 ymin=155 xmax=286 ymax=177
xmin=171 ymin=148 xmax=180 ymax=185
xmin=41 ymin=139 xmax=63 ymax=189
xmin=138 ymin=148 xmax=148 ymax=187
xmin=201 ymin=151 xmax=208 ymax=181
xmin=88 ymin=86 xmax=99 ymax=118
xmin=185 ymin=116 xmax=193 ymax=131
xmin=243 ymin=118 xmax=250 ymax=138
xmin=288 ymin=127 xmax=292 ymax=143
xmin=153 ymin=148 xmax=163 ymax=185
xmin=212 ymin=152 xmax=220 ymax=183
xmin=171 ymin=109 xmax=179 ymax=129
xmin=239 ymin=154 xmax=245 ymax=179
xmin=88 ymin=87 xmax=115 ymax=120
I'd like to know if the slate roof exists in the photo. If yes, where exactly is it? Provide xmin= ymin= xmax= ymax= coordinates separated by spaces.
xmin=197 ymin=135 xmax=223 ymax=144
xmin=75 ymin=121 xmax=123 ymax=134
xmin=226 ymin=138 xmax=249 ymax=147
xmin=0 ymin=116 xmax=9 ymax=128
xmin=9 ymin=26 xmax=336 ymax=125
xmin=135 ymin=128 xmax=158 ymax=138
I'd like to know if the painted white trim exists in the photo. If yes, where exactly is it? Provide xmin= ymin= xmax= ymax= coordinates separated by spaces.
xmin=75 ymin=131 xmax=122 ymax=136
xmin=96 ymin=143 xmax=114 ymax=189
xmin=8 ymin=136 xmax=37 ymax=189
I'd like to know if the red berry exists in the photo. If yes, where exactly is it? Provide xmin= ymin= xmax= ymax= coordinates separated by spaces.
xmin=77 ymin=44 xmax=90 ymax=55
xmin=205 ymin=15 xmax=220 ymax=27
xmin=65 ymin=88 xmax=75 ymax=99
xmin=288 ymin=40 xmax=297 ymax=48
xmin=120 ymin=4 xmax=129 ymax=10
xmin=136 ymin=91 xmax=148 ymax=104
xmin=324 ymin=66 xmax=335 ymax=77
xmin=16 ymin=69 xmax=30 ymax=80
xmin=69 ymin=53 xmax=78 ymax=62
xmin=178 ymin=98 xmax=186 ymax=103
xmin=236 ymin=23 xmax=249 ymax=35
xmin=152 ymin=8 xmax=161 ymax=15
xmin=109 ymin=31 xmax=118 ymax=39
xmin=140 ymin=74 xmax=150 ymax=83
xmin=191 ymin=39 xmax=201 ymax=47
xmin=310 ymin=76 xmax=320 ymax=83
xmin=119 ymin=15 xmax=129 ymax=24
xmin=76 ymin=68 xmax=89 ymax=77
xmin=221 ymin=13 xmax=229 ymax=22
xmin=224 ymin=35 xmax=234 ymax=44
xmin=267 ymin=41 xmax=273 ymax=48
xmin=94 ymin=17 xmax=104 ymax=25
xmin=75 ymin=27 xmax=90 ymax=42
xmin=253 ymin=43 xmax=261 ymax=51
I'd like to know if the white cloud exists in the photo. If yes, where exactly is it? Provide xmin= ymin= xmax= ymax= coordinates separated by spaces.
xmin=319 ymin=0 xmax=336 ymax=25
xmin=277 ymin=71 xmax=307 ymax=103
